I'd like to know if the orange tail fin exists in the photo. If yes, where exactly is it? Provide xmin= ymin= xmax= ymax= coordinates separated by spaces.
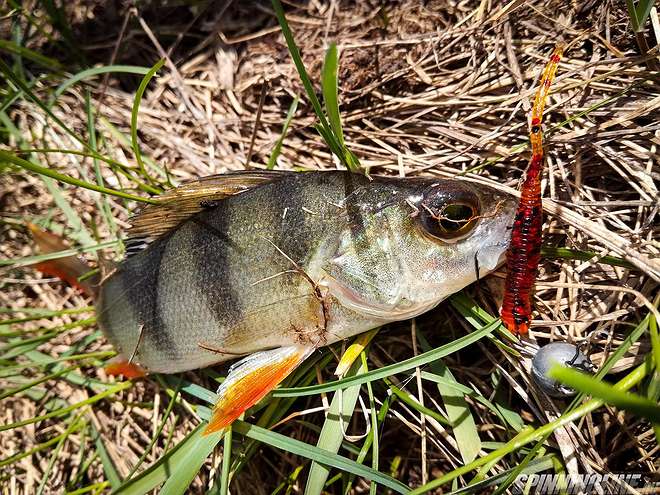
xmin=27 ymin=223 xmax=97 ymax=297
xmin=204 ymin=345 xmax=313 ymax=435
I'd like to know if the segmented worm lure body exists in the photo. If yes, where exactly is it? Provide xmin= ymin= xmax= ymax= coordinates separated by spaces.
xmin=500 ymin=45 xmax=564 ymax=335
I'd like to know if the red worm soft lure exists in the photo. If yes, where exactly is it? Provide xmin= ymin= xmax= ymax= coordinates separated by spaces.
xmin=500 ymin=44 xmax=564 ymax=335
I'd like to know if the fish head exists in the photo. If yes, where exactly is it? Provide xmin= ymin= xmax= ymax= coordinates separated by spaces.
xmin=322 ymin=177 xmax=517 ymax=321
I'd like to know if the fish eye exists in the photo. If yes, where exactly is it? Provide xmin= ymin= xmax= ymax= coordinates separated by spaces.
xmin=418 ymin=201 xmax=479 ymax=241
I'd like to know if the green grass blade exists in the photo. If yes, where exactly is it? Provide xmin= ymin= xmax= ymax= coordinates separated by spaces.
xmin=1 ymin=239 xmax=119 ymax=268
xmin=313 ymin=123 xmax=344 ymax=159
xmin=305 ymin=357 xmax=367 ymax=495
xmin=490 ymin=435 xmax=550 ymax=495
xmin=0 ymin=421 xmax=84 ymax=469
xmin=65 ymin=482 xmax=108 ymax=495
xmin=159 ymin=430 xmax=223 ymax=495
xmin=321 ymin=42 xmax=360 ymax=173
xmin=41 ymin=176 xmax=96 ymax=246
xmin=220 ymin=424 xmax=233 ymax=495
xmin=0 ymin=58 xmax=83 ymax=145
xmin=366 ymin=368 xmax=378 ymax=494
xmin=270 ymin=0 xmax=332 ymax=139
xmin=0 ymin=82 xmax=31 ymax=113
xmin=568 ymin=312 xmax=651 ymax=411
xmin=130 ymin=58 xmax=165 ymax=182
xmin=231 ymin=420 xmax=409 ymax=494
xmin=90 ymin=421 xmax=122 ymax=489
xmin=97 ymin=116 xmax=171 ymax=187
xmin=36 ymin=415 xmax=85 ymax=495
xmin=0 ymin=39 xmax=63 ymax=71
xmin=0 ymin=150 xmax=159 ymax=204
xmin=0 ymin=365 xmax=78 ymax=400
xmin=648 ymin=313 xmax=660 ymax=397
xmin=270 ymin=0 xmax=351 ymax=167
xmin=321 ymin=43 xmax=344 ymax=148
xmin=126 ymin=385 xmax=181 ymax=479
xmin=343 ymin=394 xmax=393 ymax=495
xmin=541 ymin=246 xmax=636 ymax=269
xmin=0 ymin=306 xmax=92 ymax=323
xmin=13 ymin=148 xmax=139 ymax=175
xmin=447 ymin=456 xmax=556 ymax=495
xmin=0 ymin=110 xmax=96 ymax=245
xmin=386 ymin=379 xmax=450 ymax=426
xmin=0 ymin=381 xmax=131 ymax=432
xmin=428 ymin=361 xmax=481 ymax=462
xmin=85 ymin=89 xmax=118 ymax=238
xmin=408 ymin=358 xmax=651 ymax=494
xmin=635 ymin=0 xmax=654 ymax=29
xmin=548 ymin=364 xmax=660 ymax=423
xmin=115 ymin=424 xmax=216 ymax=494
xmin=54 ymin=65 xmax=150 ymax=101
xmin=275 ymin=318 xmax=499 ymax=397
xmin=626 ymin=0 xmax=641 ymax=31
xmin=267 ymin=95 xmax=299 ymax=170
xmin=420 ymin=371 xmax=522 ymax=432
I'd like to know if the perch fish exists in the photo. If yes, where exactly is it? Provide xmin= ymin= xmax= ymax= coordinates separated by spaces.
xmin=90 ymin=170 xmax=516 ymax=433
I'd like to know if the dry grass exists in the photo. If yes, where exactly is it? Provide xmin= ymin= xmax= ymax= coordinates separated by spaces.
xmin=1 ymin=0 xmax=659 ymax=493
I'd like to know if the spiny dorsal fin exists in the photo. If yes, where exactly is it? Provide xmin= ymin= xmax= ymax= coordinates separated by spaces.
xmin=126 ymin=170 xmax=291 ymax=254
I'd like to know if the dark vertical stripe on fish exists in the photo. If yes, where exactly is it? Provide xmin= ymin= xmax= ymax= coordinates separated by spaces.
xmin=342 ymin=172 xmax=368 ymax=251
xmin=123 ymin=236 xmax=179 ymax=358
xmin=273 ymin=174 xmax=316 ymax=268
xmin=191 ymin=208 xmax=243 ymax=329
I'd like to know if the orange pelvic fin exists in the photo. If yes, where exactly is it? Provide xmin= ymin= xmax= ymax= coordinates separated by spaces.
xmin=27 ymin=223 xmax=97 ymax=297
xmin=204 ymin=345 xmax=313 ymax=435
xmin=105 ymin=358 xmax=147 ymax=379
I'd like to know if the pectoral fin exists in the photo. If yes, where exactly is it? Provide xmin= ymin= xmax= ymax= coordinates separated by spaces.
xmin=204 ymin=345 xmax=313 ymax=435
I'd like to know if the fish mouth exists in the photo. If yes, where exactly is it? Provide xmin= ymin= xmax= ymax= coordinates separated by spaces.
xmin=474 ymin=192 xmax=516 ymax=273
